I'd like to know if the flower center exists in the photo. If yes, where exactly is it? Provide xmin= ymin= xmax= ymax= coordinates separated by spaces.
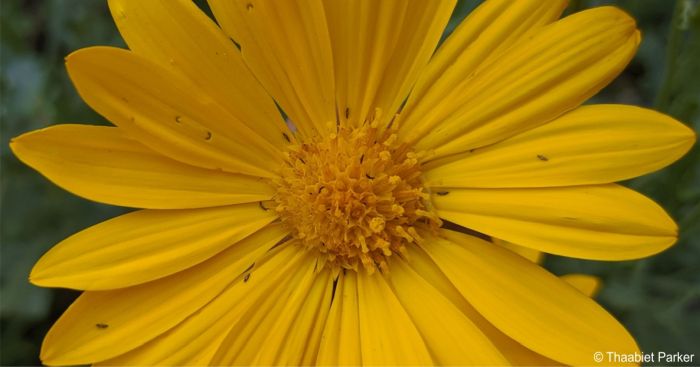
xmin=273 ymin=116 xmax=441 ymax=273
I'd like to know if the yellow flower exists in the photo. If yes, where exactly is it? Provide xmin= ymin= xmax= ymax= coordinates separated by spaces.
xmin=9 ymin=0 xmax=695 ymax=366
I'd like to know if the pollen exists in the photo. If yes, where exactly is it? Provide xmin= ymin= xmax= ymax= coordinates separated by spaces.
xmin=273 ymin=114 xmax=441 ymax=273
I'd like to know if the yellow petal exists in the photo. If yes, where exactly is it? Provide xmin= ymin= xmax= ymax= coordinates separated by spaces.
xmin=408 ymin=239 xmax=561 ymax=366
xmin=356 ymin=269 xmax=433 ymax=365
xmin=66 ymin=46 xmax=281 ymax=177
xmin=562 ymin=274 xmax=602 ymax=298
xmin=406 ymin=7 xmax=640 ymax=159
xmin=433 ymin=184 xmax=677 ymax=260
xmin=424 ymin=105 xmax=696 ymax=188
xmin=208 ymin=0 xmax=335 ymax=138
xmin=209 ymin=247 xmax=319 ymax=365
xmin=316 ymin=271 xmax=362 ymax=365
xmin=493 ymin=238 xmax=544 ymax=263
xmin=413 ymin=237 xmax=597 ymax=366
xmin=108 ymin=0 xmax=290 ymax=148
xmin=401 ymin=0 xmax=566 ymax=137
xmin=421 ymin=230 xmax=639 ymax=366
xmin=40 ymin=224 xmax=288 ymax=366
xmin=269 ymin=267 xmax=335 ymax=365
xmin=101 ymin=240 xmax=308 ymax=366
xmin=31 ymin=204 xmax=278 ymax=290
xmin=323 ymin=0 xmax=455 ymax=129
xmin=247 ymin=265 xmax=331 ymax=365
xmin=482 ymin=274 xmax=601 ymax=366
xmin=10 ymin=124 xmax=274 ymax=209
xmin=386 ymin=256 xmax=507 ymax=365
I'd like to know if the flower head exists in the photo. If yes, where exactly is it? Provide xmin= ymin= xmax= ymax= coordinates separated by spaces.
xmin=10 ymin=0 xmax=695 ymax=366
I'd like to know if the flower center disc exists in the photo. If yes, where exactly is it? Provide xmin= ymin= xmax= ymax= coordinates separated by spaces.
xmin=274 ymin=118 xmax=441 ymax=273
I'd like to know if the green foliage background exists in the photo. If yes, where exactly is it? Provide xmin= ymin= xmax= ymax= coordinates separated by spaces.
xmin=1 ymin=0 xmax=698 ymax=365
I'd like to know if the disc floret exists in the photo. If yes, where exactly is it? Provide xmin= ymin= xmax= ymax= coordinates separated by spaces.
xmin=274 ymin=115 xmax=441 ymax=273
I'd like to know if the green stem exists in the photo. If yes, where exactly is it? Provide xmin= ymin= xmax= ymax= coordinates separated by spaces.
xmin=654 ymin=0 xmax=686 ymax=111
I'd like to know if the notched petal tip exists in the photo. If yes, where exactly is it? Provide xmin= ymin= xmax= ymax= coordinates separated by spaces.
xmin=28 ymin=268 xmax=42 ymax=287
xmin=40 ymin=335 xmax=66 ymax=367
xmin=9 ymin=128 xmax=45 ymax=167
xmin=28 ymin=259 xmax=59 ymax=289
xmin=643 ymin=107 xmax=697 ymax=164
xmin=678 ymin=120 xmax=698 ymax=147
xmin=28 ymin=252 xmax=61 ymax=288
xmin=64 ymin=46 xmax=127 ymax=69
xmin=8 ymin=138 xmax=21 ymax=156
xmin=64 ymin=46 xmax=94 ymax=65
